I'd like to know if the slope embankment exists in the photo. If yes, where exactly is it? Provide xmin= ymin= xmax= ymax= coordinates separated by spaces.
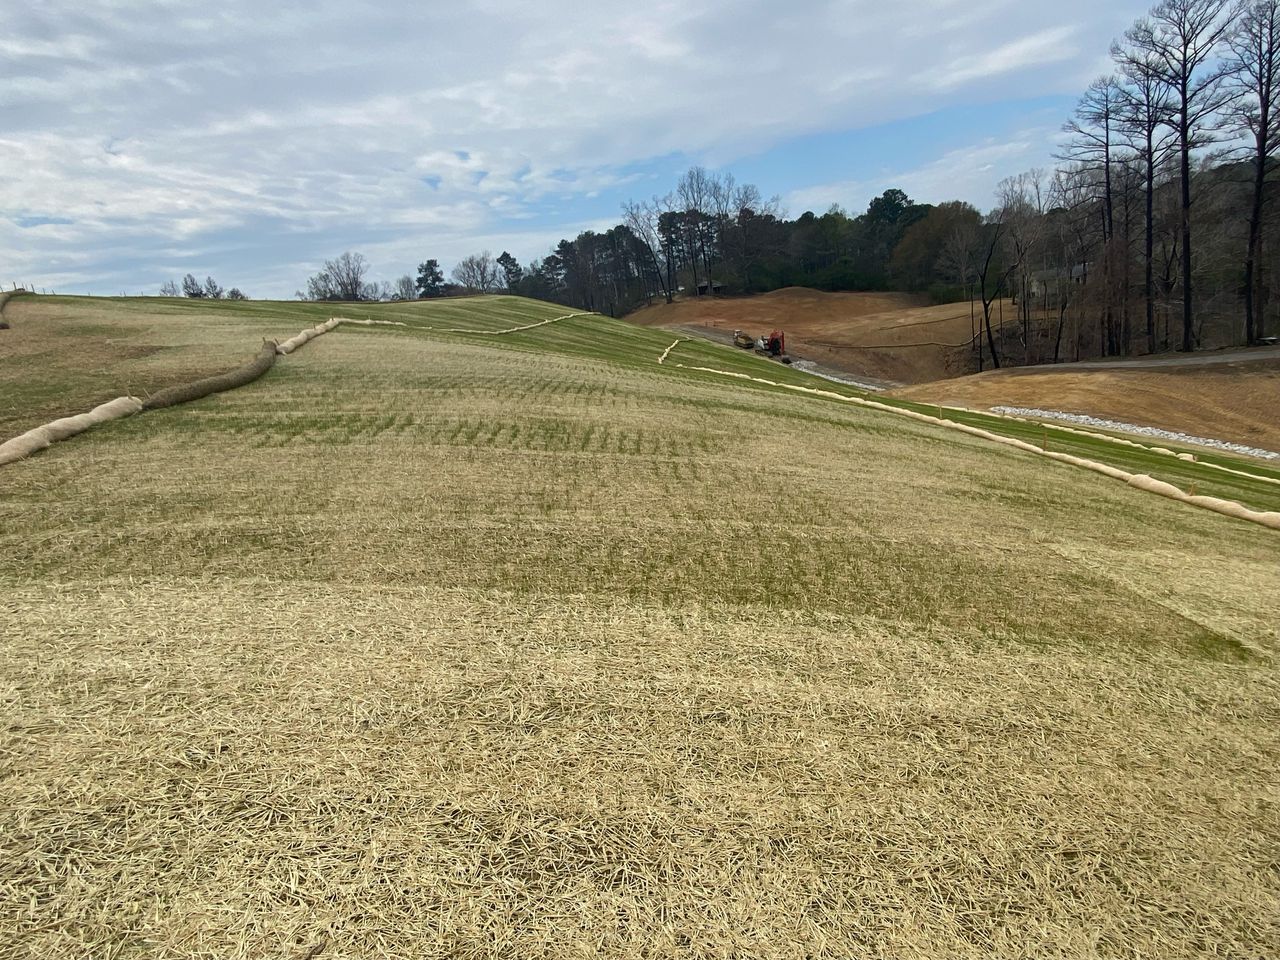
xmin=628 ymin=287 xmax=986 ymax=383
xmin=896 ymin=357 xmax=1280 ymax=455
xmin=3 ymin=293 xmax=1279 ymax=957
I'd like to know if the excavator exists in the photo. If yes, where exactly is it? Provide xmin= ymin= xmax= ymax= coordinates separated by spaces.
xmin=733 ymin=328 xmax=792 ymax=363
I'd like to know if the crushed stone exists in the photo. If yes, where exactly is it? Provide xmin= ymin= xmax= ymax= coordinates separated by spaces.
xmin=992 ymin=406 xmax=1280 ymax=461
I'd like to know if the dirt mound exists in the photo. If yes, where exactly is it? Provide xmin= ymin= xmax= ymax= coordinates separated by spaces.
xmin=895 ymin=360 xmax=1280 ymax=454
xmin=628 ymin=288 xmax=984 ymax=383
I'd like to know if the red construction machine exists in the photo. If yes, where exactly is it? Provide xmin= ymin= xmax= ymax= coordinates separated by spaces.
xmin=733 ymin=328 xmax=792 ymax=363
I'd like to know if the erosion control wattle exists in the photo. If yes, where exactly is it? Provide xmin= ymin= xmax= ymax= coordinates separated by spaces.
xmin=657 ymin=338 xmax=1280 ymax=532
xmin=143 ymin=341 xmax=279 ymax=410
xmin=0 ymin=288 xmax=27 ymax=329
xmin=0 ymin=396 xmax=143 ymax=466
xmin=0 ymin=310 xmax=589 ymax=468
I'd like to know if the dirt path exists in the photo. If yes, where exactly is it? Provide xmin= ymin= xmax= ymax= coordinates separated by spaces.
xmin=1017 ymin=345 xmax=1280 ymax=370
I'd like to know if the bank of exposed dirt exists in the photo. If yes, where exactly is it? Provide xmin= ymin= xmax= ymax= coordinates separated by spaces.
xmin=895 ymin=360 xmax=1280 ymax=454
xmin=628 ymin=288 xmax=990 ymax=383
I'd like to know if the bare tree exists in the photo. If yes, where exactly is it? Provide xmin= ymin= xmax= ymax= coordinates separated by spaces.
xmin=1061 ymin=77 xmax=1124 ymax=246
xmin=393 ymin=274 xmax=417 ymax=301
xmin=677 ymin=167 xmax=715 ymax=291
xmin=1114 ymin=34 xmax=1178 ymax=352
xmin=1061 ymin=77 xmax=1125 ymax=353
xmin=203 ymin=276 xmax=224 ymax=300
xmin=1224 ymin=0 xmax=1280 ymax=343
xmin=622 ymin=199 xmax=673 ymax=303
xmin=328 ymin=252 xmax=371 ymax=301
xmin=181 ymin=273 xmax=204 ymax=298
xmin=159 ymin=280 xmax=180 ymax=297
xmin=1125 ymin=0 xmax=1234 ymax=350
xmin=1046 ymin=171 xmax=1090 ymax=361
xmin=997 ymin=170 xmax=1048 ymax=361
xmin=301 ymin=252 xmax=371 ymax=300
xmin=1051 ymin=165 xmax=1107 ymax=360
xmin=975 ymin=210 xmax=1022 ymax=369
xmin=451 ymin=251 xmax=501 ymax=293
xmin=938 ymin=219 xmax=983 ymax=367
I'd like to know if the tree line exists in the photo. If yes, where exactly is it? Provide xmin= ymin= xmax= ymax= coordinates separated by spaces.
xmin=294 ymin=251 xmax=508 ymax=302
xmin=196 ymin=0 xmax=1279 ymax=371
xmin=159 ymin=274 xmax=248 ymax=300
xmin=451 ymin=0 xmax=1277 ymax=368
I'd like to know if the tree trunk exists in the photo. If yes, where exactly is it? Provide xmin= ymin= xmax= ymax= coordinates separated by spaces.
xmin=665 ymin=246 xmax=675 ymax=303
xmin=1054 ymin=294 xmax=1067 ymax=363
xmin=1179 ymin=100 xmax=1194 ymax=351
xmin=1245 ymin=135 xmax=1267 ymax=345
xmin=1022 ymin=275 xmax=1030 ymax=365
xmin=1145 ymin=142 xmax=1156 ymax=353
xmin=983 ymin=299 xmax=1001 ymax=368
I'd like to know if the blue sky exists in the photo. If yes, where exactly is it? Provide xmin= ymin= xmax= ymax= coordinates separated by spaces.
xmin=0 ymin=0 xmax=1140 ymax=299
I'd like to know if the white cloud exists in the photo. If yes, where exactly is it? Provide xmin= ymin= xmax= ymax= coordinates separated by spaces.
xmin=0 ymin=0 xmax=1139 ymax=296
xmin=926 ymin=26 xmax=1081 ymax=90
xmin=786 ymin=131 xmax=1057 ymax=214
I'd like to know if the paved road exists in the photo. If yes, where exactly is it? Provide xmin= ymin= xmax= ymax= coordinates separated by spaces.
xmin=1019 ymin=346 xmax=1280 ymax=371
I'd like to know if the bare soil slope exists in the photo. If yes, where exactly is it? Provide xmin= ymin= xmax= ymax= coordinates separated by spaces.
xmin=896 ymin=358 xmax=1280 ymax=453
xmin=628 ymin=288 xmax=985 ymax=383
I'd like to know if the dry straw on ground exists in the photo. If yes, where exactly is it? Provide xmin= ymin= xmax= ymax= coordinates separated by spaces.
xmin=660 ymin=341 xmax=1280 ymax=530
xmin=0 ymin=395 xmax=142 ymax=465
xmin=416 ymin=311 xmax=593 ymax=335
xmin=3 ymin=299 xmax=1279 ymax=957
xmin=142 ymin=341 xmax=279 ymax=410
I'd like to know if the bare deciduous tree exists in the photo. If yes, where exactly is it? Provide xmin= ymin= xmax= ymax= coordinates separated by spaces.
xmin=451 ymin=251 xmax=501 ymax=293
xmin=937 ymin=218 xmax=983 ymax=366
xmin=393 ymin=274 xmax=417 ymax=301
xmin=997 ymin=170 xmax=1048 ymax=361
xmin=328 ymin=252 xmax=371 ymax=301
xmin=1125 ymin=0 xmax=1234 ymax=350
xmin=301 ymin=252 xmax=372 ymax=301
xmin=622 ymin=200 xmax=673 ymax=303
xmin=1114 ymin=34 xmax=1178 ymax=352
xmin=1224 ymin=0 xmax=1280 ymax=343
xmin=1061 ymin=77 xmax=1125 ymax=354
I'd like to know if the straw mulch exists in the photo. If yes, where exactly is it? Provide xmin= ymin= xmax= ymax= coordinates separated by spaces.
xmin=3 ymin=310 xmax=1279 ymax=958
xmin=660 ymin=343 xmax=1280 ymax=531
xmin=142 ymin=342 xmax=278 ymax=410
xmin=3 ymin=582 xmax=1278 ymax=958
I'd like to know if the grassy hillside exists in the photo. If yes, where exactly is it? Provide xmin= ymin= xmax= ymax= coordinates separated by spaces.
xmin=2 ymin=294 xmax=1278 ymax=957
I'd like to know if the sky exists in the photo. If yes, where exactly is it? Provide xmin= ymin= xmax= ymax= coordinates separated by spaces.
xmin=0 ymin=0 xmax=1145 ymax=299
